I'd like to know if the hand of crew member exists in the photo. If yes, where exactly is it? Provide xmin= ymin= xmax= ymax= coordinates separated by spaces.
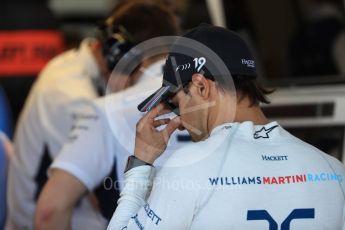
xmin=134 ymin=103 xmax=182 ymax=164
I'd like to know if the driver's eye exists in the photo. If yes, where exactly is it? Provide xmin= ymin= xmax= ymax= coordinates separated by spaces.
xmin=165 ymin=98 xmax=180 ymax=115
xmin=167 ymin=98 xmax=177 ymax=107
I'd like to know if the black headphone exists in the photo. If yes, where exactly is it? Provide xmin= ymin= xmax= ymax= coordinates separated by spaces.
xmin=98 ymin=23 xmax=137 ymax=72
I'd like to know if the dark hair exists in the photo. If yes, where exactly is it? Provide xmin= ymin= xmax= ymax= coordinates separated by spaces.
xmin=211 ymin=74 xmax=272 ymax=106
xmin=182 ymin=74 xmax=273 ymax=107
xmin=232 ymin=75 xmax=273 ymax=106
xmin=105 ymin=0 xmax=180 ymax=43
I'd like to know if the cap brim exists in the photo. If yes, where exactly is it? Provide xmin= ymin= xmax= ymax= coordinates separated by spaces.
xmin=137 ymin=85 xmax=171 ymax=112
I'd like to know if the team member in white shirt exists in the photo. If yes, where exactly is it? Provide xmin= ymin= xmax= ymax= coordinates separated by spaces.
xmin=46 ymin=56 xmax=188 ymax=187
xmin=35 ymin=47 xmax=190 ymax=230
xmin=108 ymin=24 xmax=345 ymax=229
xmin=7 ymin=1 xmax=179 ymax=230
xmin=33 ymin=3 xmax=181 ymax=230
xmin=7 ymin=35 xmax=109 ymax=230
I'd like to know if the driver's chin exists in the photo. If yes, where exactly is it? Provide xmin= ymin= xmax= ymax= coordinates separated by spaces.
xmin=180 ymin=117 xmax=206 ymax=142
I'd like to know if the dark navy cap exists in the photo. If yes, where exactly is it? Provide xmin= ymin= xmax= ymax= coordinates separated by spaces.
xmin=138 ymin=24 xmax=257 ymax=113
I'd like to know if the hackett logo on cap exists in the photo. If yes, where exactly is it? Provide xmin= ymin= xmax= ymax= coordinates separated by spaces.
xmin=241 ymin=59 xmax=255 ymax=68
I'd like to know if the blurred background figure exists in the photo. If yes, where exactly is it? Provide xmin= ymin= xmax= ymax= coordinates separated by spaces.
xmin=6 ymin=0 xmax=179 ymax=229
xmin=35 ymin=17 xmax=180 ymax=230
xmin=0 ymin=132 xmax=13 ymax=230
xmin=0 ymin=0 xmax=65 ymax=125
xmin=0 ymin=87 xmax=13 ymax=229
xmin=5 ymin=2 xmax=130 ymax=229
xmin=288 ymin=0 xmax=345 ymax=77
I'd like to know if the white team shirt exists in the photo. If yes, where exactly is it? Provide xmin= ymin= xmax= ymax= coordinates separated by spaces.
xmin=109 ymin=121 xmax=345 ymax=230
xmin=6 ymin=39 xmax=108 ymax=230
xmin=50 ymin=60 xmax=189 ymax=211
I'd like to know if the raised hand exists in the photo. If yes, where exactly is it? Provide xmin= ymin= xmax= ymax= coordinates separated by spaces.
xmin=134 ymin=103 xmax=182 ymax=164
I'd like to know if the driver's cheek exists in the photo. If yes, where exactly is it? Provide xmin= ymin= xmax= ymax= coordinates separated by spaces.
xmin=179 ymin=96 xmax=193 ymax=119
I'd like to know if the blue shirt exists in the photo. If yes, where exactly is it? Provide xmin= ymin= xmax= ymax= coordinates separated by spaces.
xmin=0 ymin=87 xmax=12 ymax=138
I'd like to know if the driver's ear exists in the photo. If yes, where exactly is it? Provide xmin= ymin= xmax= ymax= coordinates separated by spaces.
xmin=191 ymin=74 xmax=211 ymax=99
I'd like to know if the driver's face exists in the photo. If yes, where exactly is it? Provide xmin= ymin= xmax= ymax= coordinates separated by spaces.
xmin=168 ymin=84 xmax=209 ymax=142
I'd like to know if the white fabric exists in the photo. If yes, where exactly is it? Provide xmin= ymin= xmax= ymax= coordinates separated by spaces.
xmin=51 ymin=60 xmax=189 ymax=192
xmin=107 ymin=166 xmax=154 ymax=230
xmin=6 ymin=39 xmax=107 ymax=230
xmin=109 ymin=121 xmax=345 ymax=230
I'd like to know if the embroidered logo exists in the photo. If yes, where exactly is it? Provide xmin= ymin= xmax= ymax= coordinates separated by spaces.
xmin=254 ymin=125 xmax=278 ymax=139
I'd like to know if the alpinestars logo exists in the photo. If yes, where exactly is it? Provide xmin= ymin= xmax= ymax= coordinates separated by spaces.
xmin=254 ymin=125 xmax=278 ymax=139
xmin=241 ymin=59 xmax=255 ymax=68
